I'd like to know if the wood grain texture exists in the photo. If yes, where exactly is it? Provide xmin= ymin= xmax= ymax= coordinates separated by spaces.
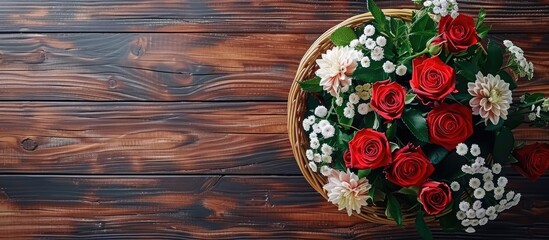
xmin=0 ymin=102 xmax=297 ymax=174
xmin=0 ymin=0 xmax=547 ymax=33
xmin=0 ymin=175 xmax=547 ymax=239
xmin=0 ymin=33 xmax=546 ymax=101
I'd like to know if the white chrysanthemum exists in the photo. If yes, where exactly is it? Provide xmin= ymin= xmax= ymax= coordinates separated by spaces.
xmin=321 ymin=124 xmax=335 ymax=139
xmin=456 ymin=143 xmax=468 ymax=156
xmin=483 ymin=181 xmax=495 ymax=191
xmin=320 ymin=165 xmax=332 ymax=176
xmin=310 ymin=138 xmax=320 ymax=149
xmin=306 ymin=149 xmax=314 ymax=160
xmin=465 ymin=227 xmax=476 ymax=233
xmin=494 ymin=186 xmax=505 ymax=196
xmin=475 ymin=157 xmax=485 ymax=166
xmin=483 ymin=171 xmax=493 ymax=182
xmin=316 ymin=46 xmax=362 ymax=96
xmin=470 ymin=220 xmax=479 ymax=227
xmin=451 ymin=181 xmax=460 ymax=191
xmin=497 ymin=176 xmax=508 ymax=187
xmin=376 ymin=36 xmax=387 ymax=47
xmin=323 ymin=170 xmax=372 ymax=216
xmin=456 ymin=211 xmax=466 ymax=220
xmin=344 ymin=107 xmax=355 ymax=118
xmin=474 ymin=188 xmax=486 ymax=199
xmin=461 ymin=219 xmax=471 ymax=227
xmin=470 ymin=144 xmax=481 ymax=156
xmin=363 ymin=25 xmax=375 ymax=37
xmin=314 ymin=106 xmax=328 ymax=118
xmin=360 ymin=56 xmax=371 ymax=68
xmin=468 ymin=72 xmax=512 ymax=125
xmin=469 ymin=178 xmax=481 ymax=189
xmin=459 ymin=201 xmax=470 ymax=212
xmin=466 ymin=209 xmax=476 ymax=218
xmin=359 ymin=35 xmax=368 ymax=45
xmin=357 ymin=103 xmax=371 ymax=115
xmin=365 ymin=38 xmax=376 ymax=50
xmin=313 ymin=153 xmax=321 ymax=163
xmin=321 ymin=144 xmax=333 ymax=155
xmin=371 ymin=46 xmax=384 ymax=61
xmin=349 ymin=93 xmax=360 ymax=104
xmin=476 ymin=208 xmax=486 ymax=218
xmin=302 ymin=120 xmax=311 ymax=131
xmin=395 ymin=65 xmax=407 ymax=76
xmin=312 ymin=123 xmax=321 ymax=133
xmin=479 ymin=217 xmax=488 ymax=226
xmin=349 ymin=39 xmax=360 ymax=48
xmin=308 ymin=161 xmax=318 ymax=172
xmin=471 ymin=162 xmax=482 ymax=173
xmin=473 ymin=200 xmax=482 ymax=210
xmin=322 ymin=154 xmax=333 ymax=163
xmin=486 ymin=206 xmax=496 ymax=216
xmin=488 ymin=214 xmax=497 ymax=220
xmin=492 ymin=163 xmax=502 ymax=174
xmin=318 ymin=120 xmax=329 ymax=129
xmin=382 ymin=61 xmax=395 ymax=73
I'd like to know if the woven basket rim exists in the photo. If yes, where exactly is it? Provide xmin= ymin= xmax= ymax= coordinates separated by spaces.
xmin=287 ymin=9 xmax=449 ymax=225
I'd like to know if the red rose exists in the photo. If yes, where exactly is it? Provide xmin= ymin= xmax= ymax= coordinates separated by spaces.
xmin=347 ymin=128 xmax=392 ymax=169
xmin=438 ymin=14 xmax=480 ymax=52
xmin=512 ymin=143 xmax=549 ymax=181
xmin=371 ymin=79 xmax=406 ymax=122
xmin=410 ymin=55 xmax=456 ymax=104
xmin=427 ymin=103 xmax=473 ymax=151
xmin=418 ymin=181 xmax=452 ymax=215
xmin=385 ymin=144 xmax=435 ymax=187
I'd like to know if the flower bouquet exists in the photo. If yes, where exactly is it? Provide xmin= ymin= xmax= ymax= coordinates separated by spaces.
xmin=287 ymin=0 xmax=548 ymax=237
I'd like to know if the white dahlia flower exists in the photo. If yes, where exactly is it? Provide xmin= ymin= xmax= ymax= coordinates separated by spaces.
xmin=316 ymin=46 xmax=362 ymax=96
xmin=323 ymin=169 xmax=371 ymax=216
xmin=468 ymin=72 xmax=512 ymax=125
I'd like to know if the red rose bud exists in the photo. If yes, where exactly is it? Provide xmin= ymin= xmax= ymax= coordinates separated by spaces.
xmin=427 ymin=103 xmax=473 ymax=151
xmin=438 ymin=14 xmax=480 ymax=52
xmin=370 ymin=79 xmax=406 ymax=122
xmin=410 ymin=55 xmax=456 ymax=104
xmin=385 ymin=144 xmax=435 ymax=187
xmin=347 ymin=128 xmax=392 ymax=170
xmin=418 ymin=181 xmax=452 ymax=215
xmin=512 ymin=143 xmax=549 ymax=181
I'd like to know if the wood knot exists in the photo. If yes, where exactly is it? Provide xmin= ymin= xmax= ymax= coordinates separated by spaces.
xmin=21 ymin=138 xmax=38 ymax=151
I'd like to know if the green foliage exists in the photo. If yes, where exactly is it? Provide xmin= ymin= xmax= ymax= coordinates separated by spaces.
xmin=358 ymin=169 xmax=371 ymax=179
xmin=493 ymin=127 xmax=517 ymax=164
xmin=498 ymin=70 xmax=517 ymax=90
xmin=401 ymin=108 xmax=429 ymax=143
xmin=475 ymin=8 xmax=486 ymax=29
xmin=298 ymin=77 xmax=322 ymax=92
xmin=367 ymin=0 xmax=388 ymax=33
xmin=352 ymin=61 xmax=387 ymax=83
xmin=397 ymin=186 xmax=419 ymax=196
xmin=416 ymin=211 xmax=433 ymax=240
xmin=386 ymin=122 xmax=397 ymax=140
xmin=386 ymin=194 xmax=403 ymax=226
xmin=484 ymin=40 xmax=503 ymax=75
xmin=335 ymin=103 xmax=353 ymax=129
xmin=330 ymin=26 xmax=358 ymax=46
xmin=410 ymin=10 xmax=437 ymax=53
xmin=425 ymin=145 xmax=449 ymax=165
xmin=438 ymin=205 xmax=462 ymax=231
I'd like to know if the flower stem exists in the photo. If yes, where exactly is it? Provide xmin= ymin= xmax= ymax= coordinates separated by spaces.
xmin=401 ymin=48 xmax=429 ymax=64
xmin=339 ymin=123 xmax=360 ymax=131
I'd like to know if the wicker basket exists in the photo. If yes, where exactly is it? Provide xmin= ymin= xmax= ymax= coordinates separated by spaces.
xmin=287 ymin=9 xmax=442 ymax=225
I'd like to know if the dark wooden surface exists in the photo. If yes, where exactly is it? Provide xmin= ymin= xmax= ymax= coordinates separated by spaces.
xmin=0 ymin=0 xmax=547 ymax=239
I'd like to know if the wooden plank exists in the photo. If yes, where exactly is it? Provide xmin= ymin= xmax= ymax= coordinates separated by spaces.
xmin=0 ymin=175 xmax=546 ymax=239
xmin=0 ymin=0 xmax=547 ymax=33
xmin=0 ymin=102 xmax=296 ymax=174
xmin=0 ymin=33 xmax=546 ymax=101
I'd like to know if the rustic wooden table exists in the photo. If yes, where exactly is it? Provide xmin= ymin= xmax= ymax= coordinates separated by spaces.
xmin=0 ymin=0 xmax=547 ymax=239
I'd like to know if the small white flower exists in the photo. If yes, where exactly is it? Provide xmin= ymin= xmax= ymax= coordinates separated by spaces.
xmin=341 ymin=84 xmax=350 ymax=93
xmin=471 ymin=162 xmax=482 ymax=173
xmin=478 ymin=167 xmax=490 ymax=174
xmin=312 ymin=153 xmax=321 ymax=163
xmin=433 ymin=6 xmax=441 ymax=14
xmin=499 ymin=199 xmax=508 ymax=207
xmin=321 ymin=125 xmax=335 ymax=139
xmin=320 ymin=165 xmax=332 ymax=176
xmin=363 ymin=25 xmax=375 ymax=37
xmin=306 ymin=115 xmax=315 ymax=123
xmin=450 ymin=10 xmax=459 ymax=18
xmin=488 ymin=214 xmax=497 ymax=220
xmin=465 ymin=227 xmax=476 ymax=233
xmin=483 ymin=172 xmax=493 ymax=182
xmin=503 ymin=40 xmax=513 ymax=48
xmin=528 ymin=112 xmax=537 ymax=121
xmin=476 ymin=208 xmax=486 ymax=218
xmin=456 ymin=143 xmax=468 ymax=156
xmin=349 ymin=93 xmax=360 ymax=104
xmin=473 ymin=200 xmax=482 ymax=210
xmin=335 ymin=97 xmax=343 ymax=106
xmin=395 ymin=65 xmax=407 ymax=76
xmin=496 ymin=204 xmax=506 ymax=213
xmin=308 ymin=161 xmax=317 ymax=172
xmin=359 ymin=91 xmax=371 ymax=101
xmin=357 ymin=103 xmax=371 ymax=115
xmin=359 ymin=35 xmax=368 ymax=45
xmin=494 ymin=186 xmax=505 ymax=196
xmin=466 ymin=209 xmax=476 ymax=219
xmin=475 ymin=157 xmax=485 ymax=166
xmin=365 ymin=38 xmax=376 ymax=50
xmin=470 ymin=144 xmax=481 ymax=156
xmin=486 ymin=206 xmax=496 ymax=216
xmin=461 ymin=165 xmax=473 ymax=175
xmin=376 ymin=36 xmax=387 ymax=47
xmin=310 ymin=138 xmax=320 ymax=149
xmin=360 ymin=56 xmax=371 ymax=68
xmin=312 ymin=123 xmax=321 ymax=133
xmin=469 ymin=178 xmax=481 ymax=189
xmin=355 ymin=85 xmax=364 ymax=92
xmin=470 ymin=219 xmax=479 ymax=227
xmin=318 ymin=120 xmax=329 ymax=129
xmin=456 ymin=211 xmax=466 ymax=220
xmin=506 ymin=191 xmax=515 ymax=201
xmin=423 ymin=0 xmax=433 ymax=7
xmin=461 ymin=219 xmax=471 ymax=227
xmin=314 ymin=106 xmax=328 ymax=118
xmin=474 ymin=188 xmax=486 ymax=199
xmin=349 ymin=39 xmax=360 ymax=48
xmin=321 ymin=144 xmax=333 ymax=155
xmin=494 ymin=194 xmax=503 ymax=200
xmin=497 ymin=176 xmax=508 ymax=187
xmin=306 ymin=149 xmax=314 ymax=160
xmin=302 ymin=121 xmax=311 ymax=131
xmin=479 ymin=217 xmax=488 ymax=226
xmin=450 ymin=181 xmax=460 ymax=191
xmin=321 ymin=154 xmax=333 ymax=163
xmin=459 ymin=201 xmax=470 ymax=212
xmin=371 ymin=46 xmax=384 ymax=61
xmin=343 ymin=107 xmax=355 ymax=118
xmin=513 ymin=193 xmax=521 ymax=203
xmin=483 ymin=181 xmax=495 ymax=191
xmin=382 ymin=61 xmax=395 ymax=73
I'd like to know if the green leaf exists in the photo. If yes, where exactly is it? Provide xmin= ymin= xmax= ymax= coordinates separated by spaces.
xmin=298 ymin=76 xmax=322 ymax=92
xmin=398 ymin=186 xmax=419 ymax=196
xmin=390 ymin=142 xmax=400 ymax=152
xmin=485 ymin=40 xmax=503 ymax=75
xmin=386 ymin=122 xmax=397 ymax=140
xmin=352 ymin=61 xmax=387 ymax=83
xmin=475 ymin=8 xmax=486 ymax=29
xmin=484 ymin=119 xmax=504 ymax=131
xmin=335 ymin=104 xmax=353 ymax=129
xmin=493 ymin=127 xmax=515 ymax=164
xmin=477 ymin=25 xmax=491 ymax=39
xmin=416 ymin=211 xmax=433 ymax=240
xmin=505 ymin=114 xmax=523 ymax=130
xmin=386 ymin=194 xmax=403 ymax=226
xmin=367 ymin=0 xmax=387 ymax=33
xmin=498 ymin=70 xmax=517 ymax=90
xmin=401 ymin=108 xmax=429 ymax=143
xmin=358 ymin=169 xmax=372 ymax=179
xmin=455 ymin=61 xmax=480 ymax=82
xmin=507 ymin=155 xmax=519 ymax=164
xmin=438 ymin=206 xmax=462 ymax=231
xmin=524 ymin=93 xmax=545 ymax=105
xmin=410 ymin=10 xmax=437 ymax=52
xmin=330 ymin=26 xmax=358 ymax=46
xmin=426 ymin=146 xmax=449 ymax=165
xmin=405 ymin=93 xmax=416 ymax=104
